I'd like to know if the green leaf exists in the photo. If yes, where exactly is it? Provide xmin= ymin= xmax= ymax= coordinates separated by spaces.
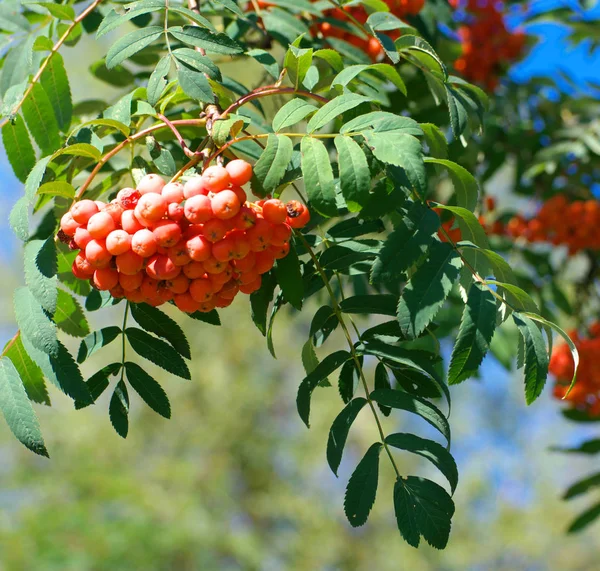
xmin=338 ymin=359 xmax=360 ymax=403
xmin=125 ymin=362 xmax=171 ymax=419
xmin=125 ymin=328 xmax=191 ymax=380
xmin=284 ymin=42 xmax=312 ymax=89
xmin=247 ymin=49 xmax=280 ymax=79
xmin=297 ymin=350 xmax=351 ymax=427
xmin=37 ymin=181 xmax=75 ymax=199
xmin=21 ymin=335 xmax=91 ymax=405
xmin=188 ymin=309 xmax=221 ymax=326
xmin=24 ymin=155 xmax=51 ymax=203
xmin=169 ymin=26 xmax=243 ymax=55
xmin=9 ymin=196 xmax=29 ymax=241
xmin=340 ymin=294 xmax=397 ymax=316
xmin=332 ymin=63 xmax=406 ymax=95
xmin=487 ymin=281 xmax=540 ymax=314
xmin=374 ymin=362 xmax=392 ymax=416
xmin=75 ymin=363 xmax=121 ymax=410
xmin=2 ymin=115 xmax=35 ymax=183
xmin=397 ymin=241 xmax=462 ymax=338
xmin=22 ymin=83 xmax=62 ymax=155
xmin=319 ymin=240 xmax=379 ymax=270
xmin=567 ymin=502 xmax=600 ymax=534
xmin=448 ymin=283 xmax=496 ymax=385
xmin=4 ymin=335 xmax=49 ymax=406
xmin=53 ymin=143 xmax=102 ymax=161
xmin=363 ymin=131 xmax=425 ymax=193
xmin=275 ymin=240 xmax=303 ymax=310
xmin=77 ymin=327 xmax=122 ymax=363
xmin=370 ymin=388 xmax=450 ymax=445
xmin=109 ymin=381 xmax=129 ymax=438
xmin=341 ymin=112 xmax=422 ymax=136
xmin=272 ymin=98 xmax=317 ymax=132
xmin=553 ymin=439 xmax=600 ymax=455
xmin=130 ymin=303 xmax=190 ymax=359
xmin=35 ymin=2 xmax=75 ymax=20
xmin=425 ymin=159 xmax=478 ymax=212
xmin=307 ymin=94 xmax=371 ymax=132
xmin=249 ymin=272 xmax=276 ymax=336
xmin=513 ymin=313 xmax=549 ymax=405
xmin=211 ymin=0 xmax=245 ymax=18
xmin=96 ymin=3 xmax=164 ymax=38
xmin=431 ymin=203 xmax=490 ymax=249
xmin=178 ymin=66 xmax=213 ymax=103
xmin=147 ymin=55 xmax=171 ymax=106
xmin=40 ymin=53 xmax=72 ymax=132
xmin=14 ymin=287 xmax=57 ymax=358
xmin=327 ymin=397 xmax=368 ymax=476
xmin=564 ymin=472 xmax=600 ymax=500
xmin=369 ymin=197 xmax=438 ymax=282
xmin=386 ymin=433 xmax=458 ymax=493
xmin=313 ymin=49 xmax=344 ymax=72
xmin=0 ymin=37 xmax=35 ymax=97
xmin=90 ymin=60 xmax=135 ymax=87
xmin=54 ymin=290 xmax=89 ymax=338
xmin=172 ymin=49 xmax=221 ymax=79
xmin=334 ymin=135 xmax=370 ymax=212
xmin=395 ymin=35 xmax=447 ymax=80
xmin=23 ymin=238 xmax=57 ymax=315
xmin=300 ymin=136 xmax=337 ymax=217
xmin=394 ymin=476 xmax=454 ymax=549
xmin=254 ymin=134 xmax=294 ymax=192
xmin=0 ymin=357 xmax=48 ymax=457
xmin=445 ymin=85 xmax=469 ymax=139
xmin=105 ymin=26 xmax=163 ymax=69
xmin=344 ymin=442 xmax=382 ymax=527
xmin=420 ymin=123 xmax=447 ymax=159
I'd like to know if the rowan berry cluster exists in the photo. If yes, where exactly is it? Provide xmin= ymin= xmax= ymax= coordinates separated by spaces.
xmin=452 ymin=0 xmax=525 ymax=90
xmin=551 ymin=324 xmax=600 ymax=418
xmin=59 ymin=160 xmax=310 ymax=314
xmin=313 ymin=0 xmax=425 ymax=61
xmin=505 ymin=195 xmax=600 ymax=254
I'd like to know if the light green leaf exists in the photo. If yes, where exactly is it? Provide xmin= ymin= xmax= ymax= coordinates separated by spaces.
xmin=253 ymin=134 xmax=294 ymax=192
xmin=421 ymin=123 xmax=448 ymax=159
xmin=24 ymin=238 xmax=57 ymax=315
xmin=425 ymin=158 xmax=479 ymax=212
xmin=272 ymin=98 xmax=317 ymax=132
xmin=22 ymin=83 xmax=62 ymax=155
xmin=513 ymin=313 xmax=549 ymax=405
xmin=300 ymin=136 xmax=337 ymax=217
xmin=169 ymin=26 xmax=244 ymax=55
xmin=4 ymin=335 xmax=50 ymax=406
xmin=37 ymin=181 xmax=75 ymax=199
xmin=40 ymin=53 xmax=72 ymax=132
xmin=54 ymin=289 xmax=90 ymax=338
xmin=247 ymin=49 xmax=280 ymax=79
xmin=172 ymin=48 xmax=221 ymax=79
xmin=284 ymin=42 xmax=312 ymax=89
xmin=307 ymin=93 xmax=371 ymax=133
xmin=14 ymin=287 xmax=58 ymax=358
xmin=334 ymin=135 xmax=370 ymax=212
xmin=147 ymin=55 xmax=171 ymax=106
xmin=9 ymin=196 xmax=29 ymax=241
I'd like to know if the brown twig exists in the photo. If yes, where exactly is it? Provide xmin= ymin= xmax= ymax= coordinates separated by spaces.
xmin=76 ymin=118 xmax=207 ymax=199
xmin=0 ymin=0 xmax=103 ymax=129
xmin=156 ymin=113 xmax=199 ymax=158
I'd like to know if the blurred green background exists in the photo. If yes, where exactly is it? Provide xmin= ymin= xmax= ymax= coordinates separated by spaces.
xmin=2 ymin=14 xmax=600 ymax=571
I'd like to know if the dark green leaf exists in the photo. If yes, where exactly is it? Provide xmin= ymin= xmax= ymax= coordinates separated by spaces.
xmin=146 ymin=55 xmax=170 ymax=106
xmin=513 ymin=313 xmax=549 ymax=405
xmin=567 ymin=502 xmax=600 ymax=534
xmin=125 ymin=361 xmax=171 ymax=419
xmin=371 ymin=202 xmax=439 ymax=285
xmin=338 ymin=358 xmax=360 ymax=403
xmin=553 ymin=439 xmax=600 ymax=455
xmin=374 ymin=362 xmax=391 ymax=416
xmin=342 ymin=112 xmax=422 ymax=135
xmin=340 ymin=294 xmax=397 ymax=316
xmin=178 ymin=65 xmax=213 ymax=103
xmin=327 ymin=397 xmax=368 ymax=476
xmin=77 ymin=326 xmax=122 ymax=363
xmin=54 ymin=290 xmax=89 ymax=338
xmin=169 ymin=26 xmax=243 ymax=55
xmin=275 ymin=240 xmax=303 ymax=310
xmin=297 ymin=350 xmax=351 ymax=427
xmin=106 ymin=26 xmax=163 ymax=69
xmin=188 ymin=309 xmax=221 ymax=325
xmin=125 ymin=328 xmax=191 ymax=380
xmin=0 ymin=357 xmax=48 ymax=457
xmin=109 ymin=381 xmax=129 ymax=438
xmin=273 ymin=98 xmax=317 ymax=132
xmin=344 ymin=442 xmax=382 ymax=527
xmin=40 ymin=53 xmax=72 ymax=131
xmin=397 ymin=241 xmax=462 ymax=338
xmin=564 ymin=472 xmax=600 ymax=500
xmin=2 ymin=115 xmax=35 ymax=182
xmin=425 ymin=158 xmax=479 ymax=212
xmin=75 ymin=363 xmax=121 ymax=409
xmin=250 ymin=272 xmax=276 ymax=335
xmin=370 ymin=388 xmax=450 ymax=445
xmin=307 ymin=94 xmax=371 ymax=132
xmin=386 ymin=433 xmax=458 ymax=493
xmin=172 ymin=48 xmax=221 ymax=79
xmin=394 ymin=476 xmax=454 ymax=549
xmin=22 ymin=83 xmax=62 ymax=155
xmin=130 ymin=303 xmax=190 ymax=359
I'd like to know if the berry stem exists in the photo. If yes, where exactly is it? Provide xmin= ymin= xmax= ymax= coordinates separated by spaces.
xmin=0 ymin=0 xmax=103 ymax=130
xmin=295 ymin=231 xmax=402 ymax=479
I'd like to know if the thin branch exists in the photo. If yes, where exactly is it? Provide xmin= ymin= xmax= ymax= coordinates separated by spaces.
xmin=75 ymin=118 xmax=207 ymax=199
xmin=156 ymin=113 xmax=198 ymax=158
xmin=296 ymin=232 xmax=402 ymax=479
xmin=0 ymin=0 xmax=103 ymax=129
